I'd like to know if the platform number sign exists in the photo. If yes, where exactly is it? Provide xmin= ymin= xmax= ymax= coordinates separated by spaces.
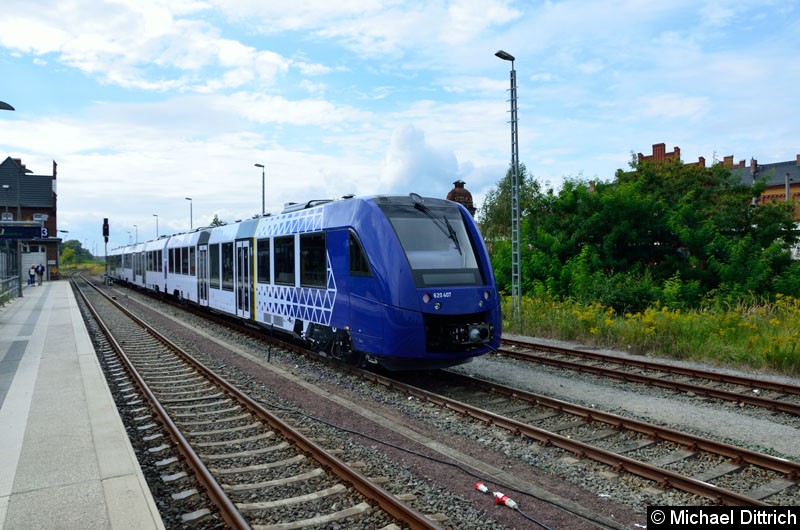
xmin=103 ymin=218 xmax=109 ymax=243
xmin=41 ymin=227 xmax=48 ymax=238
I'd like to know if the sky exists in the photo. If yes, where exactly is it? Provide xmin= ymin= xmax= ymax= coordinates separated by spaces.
xmin=1 ymin=0 xmax=799 ymax=254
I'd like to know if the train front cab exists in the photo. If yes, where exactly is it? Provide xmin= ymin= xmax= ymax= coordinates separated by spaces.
xmin=360 ymin=195 xmax=501 ymax=370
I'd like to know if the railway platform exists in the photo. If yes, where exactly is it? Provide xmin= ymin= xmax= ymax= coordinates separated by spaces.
xmin=0 ymin=280 xmax=164 ymax=530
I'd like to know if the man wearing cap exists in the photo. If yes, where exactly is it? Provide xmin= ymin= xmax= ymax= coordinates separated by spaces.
xmin=446 ymin=179 xmax=476 ymax=215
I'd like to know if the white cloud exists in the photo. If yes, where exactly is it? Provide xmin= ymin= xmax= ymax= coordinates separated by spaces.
xmin=382 ymin=124 xmax=461 ymax=195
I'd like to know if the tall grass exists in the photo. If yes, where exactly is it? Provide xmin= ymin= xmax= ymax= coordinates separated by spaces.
xmin=503 ymin=294 xmax=800 ymax=374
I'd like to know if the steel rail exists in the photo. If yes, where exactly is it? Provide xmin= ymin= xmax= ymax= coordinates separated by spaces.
xmin=358 ymin=371 xmax=788 ymax=506
xmin=503 ymin=337 xmax=800 ymax=396
xmin=102 ymin=280 xmax=791 ymax=506
xmin=500 ymin=339 xmax=800 ymax=416
xmin=72 ymin=277 xmax=252 ymax=530
xmin=443 ymin=371 xmax=800 ymax=478
xmin=79 ymin=276 xmax=440 ymax=530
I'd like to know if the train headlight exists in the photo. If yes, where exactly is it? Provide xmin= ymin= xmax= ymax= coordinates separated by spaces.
xmin=422 ymin=293 xmax=431 ymax=303
xmin=483 ymin=290 xmax=491 ymax=300
xmin=434 ymin=302 xmax=441 ymax=310
xmin=478 ymin=300 xmax=484 ymax=307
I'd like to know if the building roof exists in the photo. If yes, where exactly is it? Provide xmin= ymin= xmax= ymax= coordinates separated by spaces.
xmin=729 ymin=159 xmax=800 ymax=188
xmin=0 ymin=157 xmax=54 ymax=208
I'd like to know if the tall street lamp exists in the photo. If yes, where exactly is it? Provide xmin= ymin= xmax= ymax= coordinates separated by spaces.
xmin=0 ymin=101 xmax=14 ymax=111
xmin=495 ymin=49 xmax=522 ymax=321
xmin=186 ymin=197 xmax=193 ymax=230
xmin=133 ymin=224 xmax=138 ymax=244
xmin=153 ymin=214 xmax=159 ymax=238
xmin=255 ymin=163 xmax=265 ymax=215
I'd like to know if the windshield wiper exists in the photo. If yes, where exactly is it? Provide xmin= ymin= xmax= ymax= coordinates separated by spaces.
xmin=414 ymin=202 xmax=462 ymax=254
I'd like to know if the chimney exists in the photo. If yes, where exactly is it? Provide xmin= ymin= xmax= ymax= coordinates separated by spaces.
xmin=654 ymin=143 xmax=666 ymax=161
xmin=723 ymin=155 xmax=733 ymax=167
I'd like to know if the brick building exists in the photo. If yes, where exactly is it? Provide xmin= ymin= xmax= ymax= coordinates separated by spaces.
xmin=0 ymin=156 xmax=64 ymax=283
xmin=637 ymin=143 xmax=800 ymax=221
xmin=724 ymin=154 xmax=800 ymax=219
xmin=636 ymin=143 xmax=800 ymax=259
xmin=637 ymin=143 xmax=707 ymax=167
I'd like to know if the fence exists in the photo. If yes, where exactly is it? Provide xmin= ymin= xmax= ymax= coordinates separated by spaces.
xmin=1 ymin=276 xmax=20 ymax=306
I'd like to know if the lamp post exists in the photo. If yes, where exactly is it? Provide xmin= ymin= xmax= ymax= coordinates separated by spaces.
xmin=133 ymin=224 xmax=138 ymax=244
xmin=55 ymin=230 xmax=69 ymax=278
xmin=786 ymin=173 xmax=793 ymax=202
xmin=153 ymin=214 xmax=159 ymax=238
xmin=2 ymin=184 xmax=9 ymax=283
xmin=186 ymin=198 xmax=193 ymax=230
xmin=255 ymin=163 xmax=265 ymax=215
xmin=0 ymin=101 xmax=14 ymax=111
xmin=495 ymin=49 xmax=522 ymax=321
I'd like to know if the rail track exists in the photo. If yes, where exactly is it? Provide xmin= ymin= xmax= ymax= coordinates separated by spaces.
xmin=72 ymin=274 xmax=439 ymax=530
xmin=91 ymin=275 xmax=800 ymax=520
xmin=500 ymin=337 xmax=800 ymax=416
xmin=381 ymin=369 xmax=799 ymax=506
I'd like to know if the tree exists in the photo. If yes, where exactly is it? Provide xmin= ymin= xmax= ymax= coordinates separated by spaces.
xmin=61 ymin=240 xmax=93 ymax=263
xmin=477 ymin=162 xmax=540 ymax=241
xmin=482 ymin=157 xmax=799 ymax=312
xmin=60 ymin=246 xmax=75 ymax=267
xmin=210 ymin=214 xmax=226 ymax=227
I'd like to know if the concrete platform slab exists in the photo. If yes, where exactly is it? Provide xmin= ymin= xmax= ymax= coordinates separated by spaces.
xmin=0 ymin=281 xmax=164 ymax=530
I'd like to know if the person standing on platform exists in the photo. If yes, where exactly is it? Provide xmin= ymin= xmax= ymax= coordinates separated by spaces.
xmin=36 ymin=263 xmax=45 ymax=285
xmin=28 ymin=265 xmax=36 ymax=286
xmin=446 ymin=179 xmax=476 ymax=216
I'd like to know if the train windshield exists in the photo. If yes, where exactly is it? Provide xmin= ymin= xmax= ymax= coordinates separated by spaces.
xmin=379 ymin=200 xmax=485 ymax=287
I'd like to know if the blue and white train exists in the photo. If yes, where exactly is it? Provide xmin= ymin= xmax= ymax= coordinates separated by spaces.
xmin=107 ymin=193 xmax=501 ymax=370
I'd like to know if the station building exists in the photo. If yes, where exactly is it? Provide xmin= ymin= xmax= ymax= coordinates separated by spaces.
xmin=0 ymin=156 xmax=64 ymax=290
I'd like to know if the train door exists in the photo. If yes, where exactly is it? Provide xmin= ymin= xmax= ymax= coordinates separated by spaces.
xmin=346 ymin=230 xmax=382 ymax=353
xmin=235 ymin=239 xmax=251 ymax=319
xmin=198 ymin=244 xmax=209 ymax=306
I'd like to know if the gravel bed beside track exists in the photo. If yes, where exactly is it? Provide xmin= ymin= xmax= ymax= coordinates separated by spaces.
xmin=108 ymin=288 xmax=644 ymax=529
xmin=105 ymin=285 xmax=800 ymax=527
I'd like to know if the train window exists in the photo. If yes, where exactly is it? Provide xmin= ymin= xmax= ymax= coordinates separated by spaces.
xmin=210 ymin=244 xmax=220 ymax=288
xmin=274 ymin=236 xmax=295 ymax=286
xmin=380 ymin=201 xmax=484 ymax=287
xmin=300 ymin=233 xmax=326 ymax=288
xmin=169 ymin=248 xmax=175 ymax=273
xmin=181 ymin=247 xmax=188 ymax=275
xmin=157 ymin=250 xmax=162 ymax=272
xmin=189 ymin=247 xmax=196 ymax=276
xmin=349 ymin=231 xmax=372 ymax=276
xmin=221 ymin=242 xmax=234 ymax=291
xmin=257 ymin=238 xmax=271 ymax=284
